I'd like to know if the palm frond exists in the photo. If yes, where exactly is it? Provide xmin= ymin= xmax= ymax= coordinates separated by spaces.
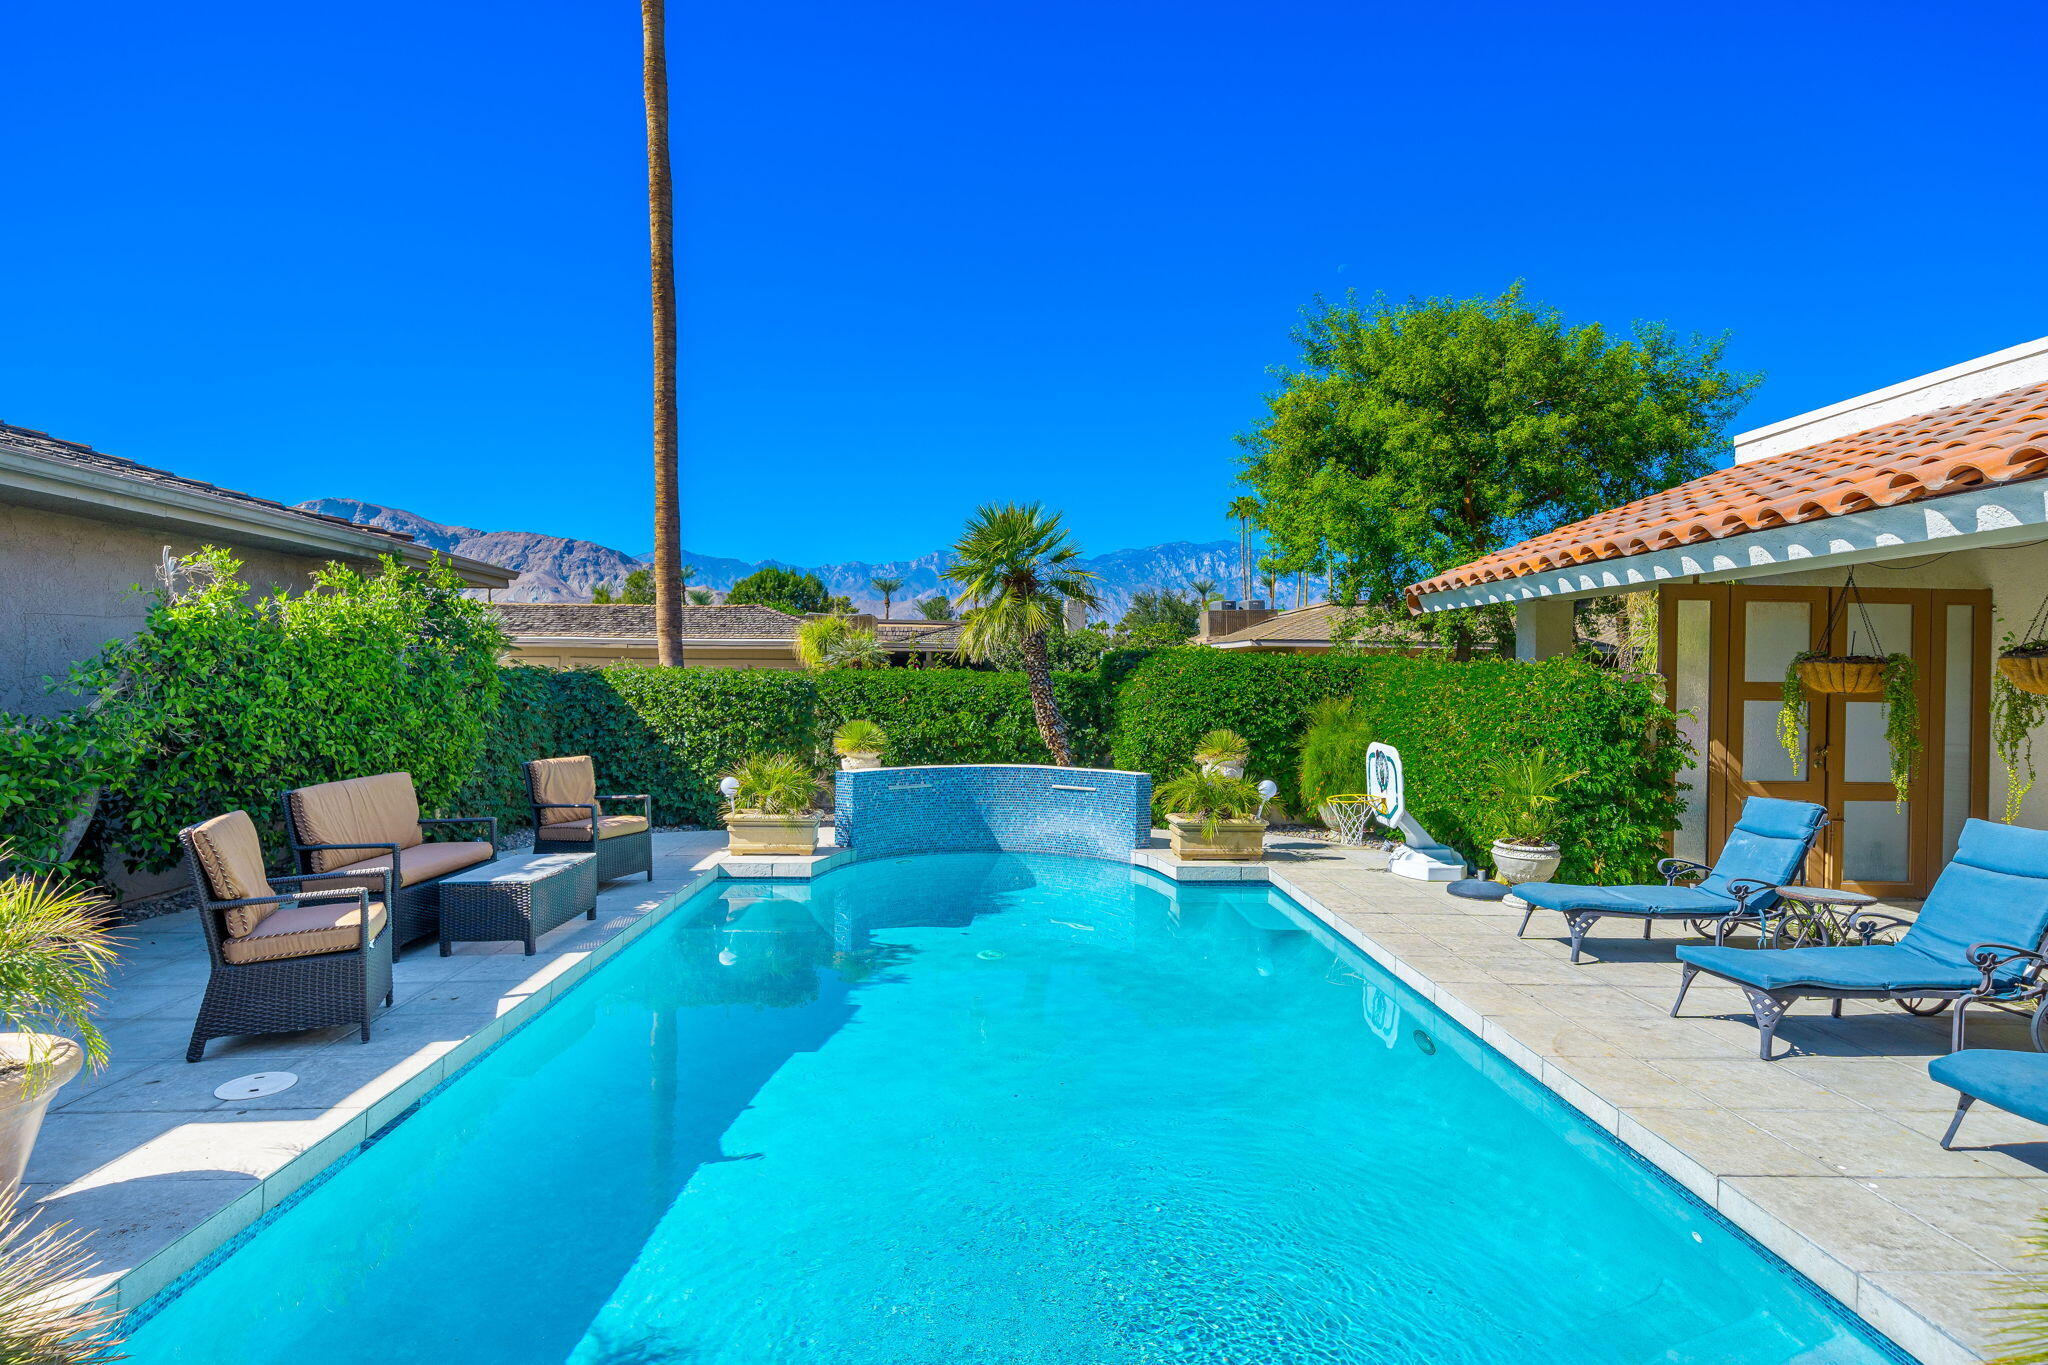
xmin=0 ymin=1185 xmax=124 ymax=1363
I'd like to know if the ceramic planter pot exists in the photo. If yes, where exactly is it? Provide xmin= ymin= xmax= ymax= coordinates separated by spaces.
xmin=724 ymin=812 xmax=821 ymax=856
xmin=1167 ymin=814 xmax=1267 ymax=862
xmin=1999 ymin=654 xmax=2048 ymax=697
xmin=1797 ymin=658 xmax=1885 ymax=695
xmin=0 ymin=1033 xmax=83 ymax=1195
xmin=1198 ymin=759 xmax=1247 ymax=780
xmin=1491 ymin=839 xmax=1562 ymax=886
xmin=838 ymin=752 xmax=883 ymax=771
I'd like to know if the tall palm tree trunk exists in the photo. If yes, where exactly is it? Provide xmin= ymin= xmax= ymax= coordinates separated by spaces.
xmin=1019 ymin=629 xmax=1074 ymax=766
xmin=644 ymin=0 xmax=684 ymax=666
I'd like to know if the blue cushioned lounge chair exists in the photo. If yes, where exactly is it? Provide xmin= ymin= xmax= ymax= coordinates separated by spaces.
xmin=1673 ymin=819 xmax=2048 ymax=1060
xmin=1930 ymin=1048 xmax=2048 ymax=1149
xmin=1515 ymin=797 xmax=1827 ymax=964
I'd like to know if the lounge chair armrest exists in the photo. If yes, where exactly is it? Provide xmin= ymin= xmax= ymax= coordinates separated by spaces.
xmin=596 ymin=794 xmax=654 ymax=821
xmin=1658 ymin=857 xmax=1711 ymax=886
xmin=533 ymin=803 xmax=597 ymax=817
xmin=293 ymin=840 xmax=402 ymax=858
xmin=270 ymin=868 xmax=393 ymax=892
xmin=1842 ymin=909 xmax=1912 ymax=944
xmin=422 ymin=815 xmax=499 ymax=850
xmin=1723 ymin=878 xmax=1774 ymax=907
xmin=1969 ymin=942 xmax=2048 ymax=994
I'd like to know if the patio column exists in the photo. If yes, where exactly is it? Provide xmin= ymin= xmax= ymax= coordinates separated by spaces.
xmin=1513 ymin=599 xmax=1574 ymax=660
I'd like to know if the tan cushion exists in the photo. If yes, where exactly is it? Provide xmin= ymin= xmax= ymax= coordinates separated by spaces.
xmin=187 ymin=811 xmax=278 ymax=937
xmin=536 ymin=814 xmax=649 ymax=842
xmin=304 ymin=840 xmax=495 ymax=895
xmin=527 ymin=756 xmax=596 ymax=826
xmin=222 ymin=897 xmax=388 ymax=965
xmin=288 ymin=773 xmax=425 ymax=873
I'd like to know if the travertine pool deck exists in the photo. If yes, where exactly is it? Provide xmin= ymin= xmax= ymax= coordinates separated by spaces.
xmin=34 ymin=829 xmax=2041 ymax=1361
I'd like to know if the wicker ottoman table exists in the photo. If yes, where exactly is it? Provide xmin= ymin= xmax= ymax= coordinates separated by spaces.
xmin=438 ymin=852 xmax=598 ymax=956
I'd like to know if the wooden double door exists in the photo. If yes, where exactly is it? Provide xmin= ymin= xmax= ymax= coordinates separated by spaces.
xmin=1658 ymin=584 xmax=1990 ymax=899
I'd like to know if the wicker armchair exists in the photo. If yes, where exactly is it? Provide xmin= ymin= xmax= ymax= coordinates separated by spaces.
xmin=524 ymin=756 xmax=653 ymax=883
xmin=280 ymin=772 xmax=498 ymax=957
xmin=179 ymin=810 xmax=393 ymax=1063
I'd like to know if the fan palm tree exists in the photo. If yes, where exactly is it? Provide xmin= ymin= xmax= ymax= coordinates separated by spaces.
xmin=947 ymin=503 xmax=1098 ymax=766
xmin=688 ymin=587 xmax=714 ymax=605
xmin=1226 ymin=496 xmax=1260 ymax=601
xmin=644 ymin=0 xmax=683 ymax=666
xmin=1259 ymin=569 xmax=1279 ymax=606
xmin=869 ymin=576 xmax=905 ymax=619
xmin=1189 ymin=578 xmax=1221 ymax=608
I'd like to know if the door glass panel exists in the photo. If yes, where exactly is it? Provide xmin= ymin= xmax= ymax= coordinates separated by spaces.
xmin=1943 ymin=605 xmax=1974 ymax=860
xmin=1742 ymin=700 xmax=1802 ymax=782
xmin=1844 ymin=602 xmax=1913 ymax=661
xmin=1842 ymin=799 xmax=1910 ymax=883
xmin=1842 ymin=701 xmax=1892 ymax=785
xmin=1673 ymin=598 xmax=1711 ymax=864
xmin=1743 ymin=601 xmax=1811 ymax=682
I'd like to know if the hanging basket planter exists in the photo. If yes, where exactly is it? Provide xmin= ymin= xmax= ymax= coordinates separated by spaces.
xmin=1997 ymin=651 xmax=2048 ymax=698
xmin=1796 ymin=656 xmax=1887 ymax=695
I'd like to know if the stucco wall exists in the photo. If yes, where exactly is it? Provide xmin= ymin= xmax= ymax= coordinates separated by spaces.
xmin=0 ymin=503 xmax=351 ymax=717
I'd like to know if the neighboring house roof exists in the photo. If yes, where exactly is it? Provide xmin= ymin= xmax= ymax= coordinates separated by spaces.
xmin=494 ymin=602 xmax=802 ymax=641
xmin=493 ymin=603 xmax=964 ymax=650
xmin=1408 ymin=381 xmax=2048 ymax=599
xmin=0 ymin=421 xmax=515 ymax=588
xmin=1205 ymin=603 xmax=1436 ymax=649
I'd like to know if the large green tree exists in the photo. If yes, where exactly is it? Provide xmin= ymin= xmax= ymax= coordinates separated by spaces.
xmin=725 ymin=566 xmax=832 ymax=616
xmin=1114 ymin=591 xmax=1198 ymax=647
xmin=947 ymin=503 xmax=1099 ymax=766
xmin=1238 ymin=285 xmax=1758 ymax=654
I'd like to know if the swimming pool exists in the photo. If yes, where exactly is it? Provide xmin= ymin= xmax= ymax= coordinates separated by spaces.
xmin=122 ymin=853 xmax=1895 ymax=1363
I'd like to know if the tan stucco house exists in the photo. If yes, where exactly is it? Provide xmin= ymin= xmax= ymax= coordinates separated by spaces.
xmin=0 ymin=421 xmax=514 ymax=717
xmin=495 ymin=603 xmax=964 ymax=669
xmin=1410 ymin=337 xmax=2048 ymax=899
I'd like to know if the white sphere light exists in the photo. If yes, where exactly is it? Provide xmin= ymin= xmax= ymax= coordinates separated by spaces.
xmin=718 ymin=776 xmax=740 ymax=801
xmin=1256 ymin=779 xmax=1279 ymax=800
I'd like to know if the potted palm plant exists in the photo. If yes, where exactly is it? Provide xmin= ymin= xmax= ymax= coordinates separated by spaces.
xmin=721 ymin=754 xmax=822 ymax=855
xmin=0 ymin=1182 xmax=122 ymax=1361
xmin=832 ymin=719 xmax=887 ymax=771
xmin=1157 ymin=769 xmax=1268 ymax=861
xmin=1192 ymin=728 xmax=1250 ymax=779
xmin=1485 ymin=750 xmax=1581 ymax=885
xmin=0 ymin=858 xmax=114 ymax=1196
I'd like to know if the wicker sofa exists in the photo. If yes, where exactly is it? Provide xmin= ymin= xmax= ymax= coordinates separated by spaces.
xmin=523 ymin=756 xmax=653 ymax=883
xmin=180 ymin=810 xmax=393 ymax=1062
xmin=280 ymin=772 xmax=498 ymax=956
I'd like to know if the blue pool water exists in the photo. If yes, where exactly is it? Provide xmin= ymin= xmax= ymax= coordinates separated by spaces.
xmin=123 ymin=854 xmax=1893 ymax=1364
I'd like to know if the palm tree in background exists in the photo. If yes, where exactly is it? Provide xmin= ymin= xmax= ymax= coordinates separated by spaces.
xmin=1189 ymin=578 xmax=1221 ymax=608
xmin=948 ymin=504 xmax=1098 ymax=766
xmin=870 ymin=576 xmax=905 ymax=619
xmin=1226 ymin=496 xmax=1260 ymax=601
xmin=688 ymin=587 xmax=714 ymax=605
xmin=1259 ymin=568 xmax=1279 ymax=606
xmin=643 ymin=0 xmax=684 ymax=665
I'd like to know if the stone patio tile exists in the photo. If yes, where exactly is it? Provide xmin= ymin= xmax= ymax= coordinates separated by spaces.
xmin=1862 ymin=1271 xmax=2012 ymax=1364
xmin=1622 ymin=1107 xmax=1837 ymax=1180
xmin=1775 ymin=1055 xmax=1971 ymax=1114
xmin=1646 ymin=1057 xmax=1873 ymax=1112
xmin=23 ymin=1176 xmax=261 ymax=1291
xmin=1548 ymin=1053 xmax=1712 ymax=1109
xmin=1734 ymin=1109 xmax=2017 ymax=1180
xmin=27 ymin=1108 xmax=358 ymax=1186
xmin=1722 ymin=1176 xmax=2001 ymax=1275
xmin=1891 ymin=1109 xmax=2048 ymax=1178
xmin=1856 ymin=1176 xmax=2048 ymax=1270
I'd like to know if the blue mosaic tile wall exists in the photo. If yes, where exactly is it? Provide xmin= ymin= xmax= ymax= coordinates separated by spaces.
xmin=834 ymin=765 xmax=1153 ymax=860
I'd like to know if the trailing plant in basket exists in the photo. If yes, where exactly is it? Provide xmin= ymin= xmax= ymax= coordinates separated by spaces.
xmin=1994 ymin=628 xmax=2048 ymax=823
xmin=1778 ymin=649 xmax=1920 ymax=806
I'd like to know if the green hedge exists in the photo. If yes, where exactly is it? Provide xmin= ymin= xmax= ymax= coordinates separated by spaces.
xmin=1109 ymin=649 xmax=1685 ymax=882
xmin=814 ymin=670 xmax=1114 ymax=768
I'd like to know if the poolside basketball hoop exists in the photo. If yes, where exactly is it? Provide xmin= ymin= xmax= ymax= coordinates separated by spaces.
xmin=1322 ymin=795 xmax=1375 ymax=847
xmin=1363 ymin=742 xmax=1466 ymax=882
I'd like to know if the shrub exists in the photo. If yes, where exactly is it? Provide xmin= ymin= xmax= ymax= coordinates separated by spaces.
xmin=813 ymin=670 xmax=1113 ymax=768
xmin=1296 ymin=696 xmax=1375 ymax=815
xmin=1110 ymin=650 xmax=1686 ymax=882
xmin=723 ymin=753 xmax=818 ymax=815
xmin=832 ymin=719 xmax=887 ymax=757
xmin=1154 ymin=768 xmax=1264 ymax=838
xmin=1192 ymin=728 xmax=1250 ymax=764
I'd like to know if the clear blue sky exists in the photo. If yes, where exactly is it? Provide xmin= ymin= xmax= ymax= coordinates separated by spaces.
xmin=8 ymin=0 xmax=2045 ymax=565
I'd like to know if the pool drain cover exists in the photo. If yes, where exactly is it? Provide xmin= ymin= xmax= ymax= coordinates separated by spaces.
xmin=215 ymin=1072 xmax=297 ymax=1100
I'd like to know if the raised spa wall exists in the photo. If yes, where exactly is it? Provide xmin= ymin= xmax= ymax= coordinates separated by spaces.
xmin=833 ymin=765 xmax=1153 ymax=860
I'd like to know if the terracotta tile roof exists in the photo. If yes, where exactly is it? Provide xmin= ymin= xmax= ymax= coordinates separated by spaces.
xmin=0 ymin=421 xmax=420 ymax=548
xmin=1409 ymin=381 xmax=2048 ymax=599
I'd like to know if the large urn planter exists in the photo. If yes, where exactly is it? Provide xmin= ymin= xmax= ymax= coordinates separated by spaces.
xmin=1167 ymin=814 xmax=1267 ymax=862
xmin=0 ymin=1034 xmax=83 ymax=1194
xmin=838 ymin=752 xmax=883 ymax=772
xmin=724 ymin=812 xmax=821 ymax=857
xmin=1199 ymin=760 xmax=1246 ymax=780
xmin=1491 ymin=839 xmax=1562 ymax=886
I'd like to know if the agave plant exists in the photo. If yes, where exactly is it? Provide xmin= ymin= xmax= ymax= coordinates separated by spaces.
xmin=722 ymin=754 xmax=818 ymax=816
xmin=0 ymin=858 xmax=116 ymax=1093
xmin=1192 ymin=729 xmax=1250 ymax=765
xmin=832 ymin=719 xmax=887 ymax=757
xmin=0 ymin=1185 xmax=122 ymax=1363
xmin=1297 ymin=697 xmax=1374 ymax=816
xmin=1155 ymin=769 xmax=1266 ymax=840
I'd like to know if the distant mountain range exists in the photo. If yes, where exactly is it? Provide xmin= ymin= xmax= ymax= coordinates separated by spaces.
xmin=297 ymin=498 xmax=1262 ymax=618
